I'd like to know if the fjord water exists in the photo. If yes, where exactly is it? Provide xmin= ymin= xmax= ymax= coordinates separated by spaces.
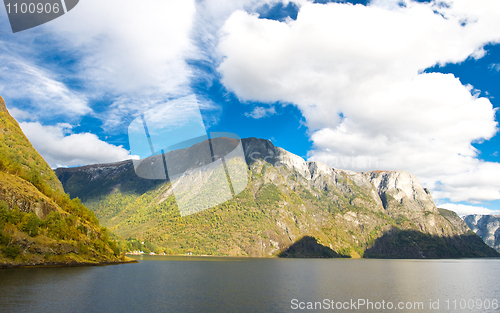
xmin=1 ymin=257 xmax=499 ymax=313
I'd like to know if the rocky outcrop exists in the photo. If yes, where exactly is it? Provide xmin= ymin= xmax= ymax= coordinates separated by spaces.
xmin=241 ymin=138 xmax=438 ymax=215
xmin=464 ymin=215 xmax=500 ymax=253
xmin=0 ymin=172 xmax=59 ymax=219
xmin=364 ymin=171 xmax=437 ymax=212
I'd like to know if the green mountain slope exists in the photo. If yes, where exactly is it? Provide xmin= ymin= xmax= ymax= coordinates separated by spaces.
xmin=0 ymin=98 xmax=61 ymax=192
xmin=56 ymin=138 xmax=499 ymax=259
xmin=0 ymin=96 xmax=133 ymax=267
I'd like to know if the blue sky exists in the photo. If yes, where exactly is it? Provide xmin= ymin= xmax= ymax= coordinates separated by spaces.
xmin=0 ymin=0 xmax=500 ymax=215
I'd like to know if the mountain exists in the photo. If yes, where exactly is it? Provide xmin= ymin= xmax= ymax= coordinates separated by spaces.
xmin=0 ymin=96 xmax=133 ymax=267
xmin=463 ymin=215 xmax=500 ymax=253
xmin=56 ymin=137 xmax=499 ymax=258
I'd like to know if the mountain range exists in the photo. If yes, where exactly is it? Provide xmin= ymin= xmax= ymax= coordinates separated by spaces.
xmin=56 ymin=137 xmax=499 ymax=258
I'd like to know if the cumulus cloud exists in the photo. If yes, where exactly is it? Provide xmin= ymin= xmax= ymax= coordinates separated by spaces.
xmin=20 ymin=122 xmax=136 ymax=168
xmin=438 ymin=203 xmax=500 ymax=216
xmin=217 ymin=0 xmax=500 ymax=204
xmin=47 ymin=0 xmax=196 ymax=96
xmin=0 ymin=0 xmax=200 ymax=132
xmin=245 ymin=106 xmax=276 ymax=119
xmin=189 ymin=0 xmax=302 ymax=96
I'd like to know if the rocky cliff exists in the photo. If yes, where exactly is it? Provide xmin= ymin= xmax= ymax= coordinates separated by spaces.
xmin=244 ymin=137 xmax=447 ymax=235
xmin=464 ymin=215 xmax=500 ymax=253
xmin=56 ymin=137 xmax=499 ymax=258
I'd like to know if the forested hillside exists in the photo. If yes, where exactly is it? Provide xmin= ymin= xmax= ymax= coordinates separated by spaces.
xmin=57 ymin=137 xmax=499 ymax=258
xmin=0 ymin=96 xmax=133 ymax=267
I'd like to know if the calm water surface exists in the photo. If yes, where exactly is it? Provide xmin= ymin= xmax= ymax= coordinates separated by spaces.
xmin=0 ymin=256 xmax=499 ymax=312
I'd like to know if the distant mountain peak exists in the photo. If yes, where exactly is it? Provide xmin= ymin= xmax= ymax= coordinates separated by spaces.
xmin=463 ymin=215 xmax=500 ymax=252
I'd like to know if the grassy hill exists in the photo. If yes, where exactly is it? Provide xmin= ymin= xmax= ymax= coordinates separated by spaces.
xmin=0 ymin=96 xmax=134 ymax=267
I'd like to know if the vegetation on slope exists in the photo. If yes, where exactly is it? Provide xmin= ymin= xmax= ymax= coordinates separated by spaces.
xmin=58 ymin=155 xmax=499 ymax=259
xmin=0 ymin=96 xmax=130 ymax=267
xmin=0 ymin=99 xmax=61 ymax=192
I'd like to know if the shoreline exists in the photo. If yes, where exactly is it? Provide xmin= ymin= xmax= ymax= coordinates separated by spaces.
xmin=128 ymin=254 xmax=500 ymax=260
xmin=0 ymin=257 xmax=138 ymax=269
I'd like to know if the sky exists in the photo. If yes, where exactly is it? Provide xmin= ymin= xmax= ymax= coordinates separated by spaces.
xmin=0 ymin=0 xmax=499 ymax=216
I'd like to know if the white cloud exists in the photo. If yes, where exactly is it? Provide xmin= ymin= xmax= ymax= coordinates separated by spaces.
xmin=189 ymin=0 xmax=300 ymax=95
xmin=245 ymin=106 xmax=276 ymax=119
xmin=19 ymin=122 xmax=136 ymax=168
xmin=438 ymin=203 xmax=500 ymax=216
xmin=0 ymin=0 xmax=200 ymax=132
xmin=217 ymin=0 xmax=500 ymax=203
xmin=47 ymin=0 xmax=197 ymax=96
xmin=490 ymin=63 xmax=500 ymax=71
xmin=0 ymin=0 xmax=302 ymax=166
xmin=7 ymin=107 xmax=36 ymax=121
xmin=0 ymin=55 xmax=90 ymax=118
xmin=0 ymin=0 xmax=300 ymax=131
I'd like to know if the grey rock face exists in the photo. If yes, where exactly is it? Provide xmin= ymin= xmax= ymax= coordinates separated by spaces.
xmin=56 ymin=160 xmax=133 ymax=182
xmin=241 ymin=138 xmax=436 ymax=213
xmin=364 ymin=170 xmax=437 ymax=213
xmin=464 ymin=215 xmax=500 ymax=252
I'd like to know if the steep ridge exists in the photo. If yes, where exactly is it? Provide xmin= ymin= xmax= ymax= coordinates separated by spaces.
xmin=56 ymin=137 xmax=498 ymax=258
xmin=0 ymin=97 xmax=62 ymax=192
xmin=0 ymin=96 xmax=132 ymax=267
xmin=464 ymin=215 xmax=500 ymax=252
